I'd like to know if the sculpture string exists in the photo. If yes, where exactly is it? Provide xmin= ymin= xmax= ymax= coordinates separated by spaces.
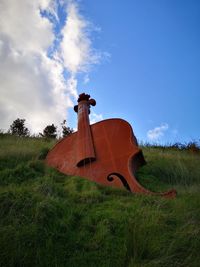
xmin=46 ymin=93 xmax=177 ymax=198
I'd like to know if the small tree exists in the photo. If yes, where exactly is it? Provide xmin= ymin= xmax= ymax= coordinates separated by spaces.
xmin=40 ymin=124 xmax=57 ymax=139
xmin=9 ymin=118 xmax=29 ymax=137
xmin=61 ymin=120 xmax=74 ymax=137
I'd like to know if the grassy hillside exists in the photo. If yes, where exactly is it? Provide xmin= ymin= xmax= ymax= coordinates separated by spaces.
xmin=0 ymin=134 xmax=200 ymax=267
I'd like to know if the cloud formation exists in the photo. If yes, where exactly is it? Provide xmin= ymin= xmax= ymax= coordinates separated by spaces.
xmin=0 ymin=0 xmax=101 ymax=133
xmin=90 ymin=112 xmax=103 ymax=124
xmin=61 ymin=2 xmax=100 ymax=74
xmin=147 ymin=123 xmax=169 ymax=141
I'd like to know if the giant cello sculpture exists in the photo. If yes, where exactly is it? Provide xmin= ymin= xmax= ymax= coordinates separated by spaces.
xmin=46 ymin=93 xmax=176 ymax=198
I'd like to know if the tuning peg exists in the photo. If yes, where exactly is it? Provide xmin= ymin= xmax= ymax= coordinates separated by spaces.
xmin=89 ymin=99 xmax=96 ymax=106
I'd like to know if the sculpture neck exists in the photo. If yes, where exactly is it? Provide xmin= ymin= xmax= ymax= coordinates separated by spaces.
xmin=77 ymin=100 xmax=90 ymax=132
xmin=75 ymin=94 xmax=96 ymax=167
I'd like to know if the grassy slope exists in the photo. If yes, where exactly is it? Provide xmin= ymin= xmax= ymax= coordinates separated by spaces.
xmin=0 ymin=135 xmax=200 ymax=267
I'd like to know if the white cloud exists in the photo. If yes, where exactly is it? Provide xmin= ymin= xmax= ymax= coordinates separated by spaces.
xmin=60 ymin=1 xmax=100 ymax=74
xmin=59 ymin=1 xmax=102 ymax=97
xmin=0 ymin=0 xmax=102 ymax=134
xmin=83 ymin=74 xmax=90 ymax=84
xmin=0 ymin=0 xmax=54 ymax=54
xmin=147 ymin=123 xmax=169 ymax=141
xmin=90 ymin=112 xmax=103 ymax=124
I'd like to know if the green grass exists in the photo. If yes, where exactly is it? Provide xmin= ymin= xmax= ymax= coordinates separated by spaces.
xmin=0 ymin=135 xmax=200 ymax=267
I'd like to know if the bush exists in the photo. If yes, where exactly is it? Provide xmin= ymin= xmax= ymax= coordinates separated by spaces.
xmin=40 ymin=124 xmax=57 ymax=139
xmin=9 ymin=118 xmax=30 ymax=137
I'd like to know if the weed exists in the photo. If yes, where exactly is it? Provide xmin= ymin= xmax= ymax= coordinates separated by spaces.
xmin=0 ymin=135 xmax=199 ymax=267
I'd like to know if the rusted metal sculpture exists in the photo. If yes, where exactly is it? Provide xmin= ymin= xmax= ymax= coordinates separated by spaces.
xmin=46 ymin=93 xmax=176 ymax=198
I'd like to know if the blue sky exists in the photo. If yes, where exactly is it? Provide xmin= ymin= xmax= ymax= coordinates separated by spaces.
xmin=0 ymin=0 xmax=199 ymax=143
xmin=72 ymin=0 xmax=200 ymax=143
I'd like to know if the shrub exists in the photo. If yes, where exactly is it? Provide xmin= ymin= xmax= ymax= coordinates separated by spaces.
xmin=9 ymin=118 xmax=30 ymax=137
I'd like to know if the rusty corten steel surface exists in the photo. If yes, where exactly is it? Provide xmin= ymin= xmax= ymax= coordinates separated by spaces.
xmin=46 ymin=93 xmax=177 ymax=198
xmin=74 ymin=93 xmax=96 ymax=167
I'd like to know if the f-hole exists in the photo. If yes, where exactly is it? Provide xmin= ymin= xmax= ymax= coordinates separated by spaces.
xmin=107 ymin=173 xmax=131 ymax=192
xmin=77 ymin=157 xmax=96 ymax=167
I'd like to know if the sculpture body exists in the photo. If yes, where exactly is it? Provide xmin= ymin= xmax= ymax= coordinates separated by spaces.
xmin=46 ymin=93 xmax=176 ymax=198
